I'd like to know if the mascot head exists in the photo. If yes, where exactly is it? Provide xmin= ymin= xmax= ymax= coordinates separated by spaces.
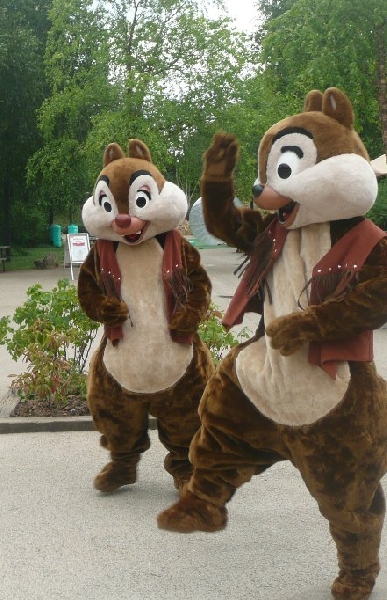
xmin=252 ymin=87 xmax=378 ymax=229
xmin=82 ymin=139 xmax=187 ymax=243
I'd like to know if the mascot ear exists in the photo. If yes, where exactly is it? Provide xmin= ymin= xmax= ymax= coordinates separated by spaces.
xmin=128 ymin=139 xmax=152 ymax=162
xmin=304 ymin=89 xmax=323 ymax=112
xmin=322 ymin=87 xmax=354 ymax=129
xmin=103 ymin=143 xmax=125 ymax=167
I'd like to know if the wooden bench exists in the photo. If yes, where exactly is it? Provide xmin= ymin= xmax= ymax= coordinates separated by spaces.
xmin=0 ymin=246 xmax=11 ymax=271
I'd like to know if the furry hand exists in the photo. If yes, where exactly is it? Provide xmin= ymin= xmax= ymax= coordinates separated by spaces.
xmin=203 ymin=133 xmax=239 ymax=181
xmin=98 ymin=297 xmax=129 ymax=327
xmin=266 ymin=312 xmax=317 ymax=356
xmin=168 ymin=307 xmax=199 ymax=335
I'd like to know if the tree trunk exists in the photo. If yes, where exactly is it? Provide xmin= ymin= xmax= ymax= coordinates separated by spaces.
xmin=1 ymin=178 xmax=12 ymax=246
xmin=376 ymin=21 xmax=387 ymax=158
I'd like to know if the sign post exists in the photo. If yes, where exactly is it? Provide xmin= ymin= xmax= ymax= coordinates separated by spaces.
xmin=65 ymin=233 xmax=90 ymax=280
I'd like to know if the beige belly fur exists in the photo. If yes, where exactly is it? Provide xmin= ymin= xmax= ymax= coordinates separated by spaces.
xmin=236 ymin=223 xmax=350 ymax=426
xmin=103 ymin=239 xmax=193 ymax=394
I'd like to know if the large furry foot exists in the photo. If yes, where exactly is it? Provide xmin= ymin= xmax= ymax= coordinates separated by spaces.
xmin=157 ymin=491 xmax=228 ymax=533
xmin=93 ymin=461 xmax=136 ymax=492
xmin=331 ymin=566 xmax=379 ymax=600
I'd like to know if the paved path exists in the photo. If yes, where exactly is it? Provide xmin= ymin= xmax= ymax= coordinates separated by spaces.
xmin=1 ymin=248 xmax=387 ymax=599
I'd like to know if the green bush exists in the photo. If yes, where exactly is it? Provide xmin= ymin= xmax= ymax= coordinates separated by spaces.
xmin=0 ymin=279 xmax=99 ymax=406
xmin=198 ymin=303 xmax=249 ymax=364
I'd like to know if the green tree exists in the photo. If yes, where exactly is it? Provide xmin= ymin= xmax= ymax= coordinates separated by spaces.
xmin=257 ymin=0 xmax=387 ymax=158
xmin=32 ymin=0 xmax=251 ymax=220
xmin=27 ymin=0 xmax=112 ymax=226
xmin=0 ymin=0 xmax=52 ymax=245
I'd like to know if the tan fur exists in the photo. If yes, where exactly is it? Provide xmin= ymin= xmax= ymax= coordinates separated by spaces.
xmin=103 ymin=240 xmax=193 ymax=393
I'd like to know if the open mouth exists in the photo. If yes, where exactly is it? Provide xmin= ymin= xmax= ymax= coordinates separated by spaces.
xmin=124 ymin=232 xmax=142 ymax=243
xmin=123 ymin=222 xmax=148 ymax=244
xmin=278 ymin=201 xmax=296 ymax=225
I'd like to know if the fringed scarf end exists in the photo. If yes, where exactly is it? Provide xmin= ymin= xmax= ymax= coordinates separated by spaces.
xmin=164 ymin=267 xmax=193 ymax=311
xmin=299 ymin=269 xmax=359 ymax=308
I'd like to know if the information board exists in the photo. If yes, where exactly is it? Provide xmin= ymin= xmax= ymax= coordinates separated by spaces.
xmin=65 ymin=233 xmax=90 ymax=279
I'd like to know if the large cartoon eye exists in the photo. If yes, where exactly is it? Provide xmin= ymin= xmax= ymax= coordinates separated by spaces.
xmin=278 ymin=163 xmax=292 ymax=179
xmin=277 ymin=148 xmax=303 ymax=179
xmin=136 ymin=187 xmax=151 ymax=208
xmin=98 ymin=191 xmax=113 ymax=213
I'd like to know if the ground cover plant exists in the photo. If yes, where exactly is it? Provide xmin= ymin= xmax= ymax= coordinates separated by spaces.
xmin=0 ymin=279 xmax=99 ymax=415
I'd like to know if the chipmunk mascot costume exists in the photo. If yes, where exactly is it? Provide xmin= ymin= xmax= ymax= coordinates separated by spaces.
xmin=78 ymin=139 xmax=214 ymax=495
xmin=158 ymin=88 xmax=387 ymax=599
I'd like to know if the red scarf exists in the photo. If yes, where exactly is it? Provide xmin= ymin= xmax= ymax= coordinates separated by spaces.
xmin=97 ymin=230 xmax=193 ymax=345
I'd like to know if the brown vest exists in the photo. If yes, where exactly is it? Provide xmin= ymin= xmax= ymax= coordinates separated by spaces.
xmin=224 ymin=218 xmax=386 ymax=378
xmin=96 ymin=229 xmax=194 ymax=345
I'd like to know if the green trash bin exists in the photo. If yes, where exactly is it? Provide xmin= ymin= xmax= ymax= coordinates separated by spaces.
xmin=67 ymin=224 xmax=78 ymax=234
xmin=49 ymin=224 xmax=56 ymax=244
xmin=51 ymin=224 xmax=62 ymax=248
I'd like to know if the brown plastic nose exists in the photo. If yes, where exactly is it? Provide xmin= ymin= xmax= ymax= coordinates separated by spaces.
xmin=252 ymin=183 xmax=265 ymax=197
xmin=253 ymin=184 xmax=291 ymax=210
xmin=115 ymin=214 xmax=131 ymax=228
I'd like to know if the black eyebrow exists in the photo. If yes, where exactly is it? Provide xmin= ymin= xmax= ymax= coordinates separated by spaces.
xmin=273 ymin=127 xmax=313 ymax=142
xmin=129 ymin=170 xmax=151 ymax=186
xmin=93 ymin=175 xmax=110 ymax=204
xmin=281 ymin=145 xmax=304 ymax=159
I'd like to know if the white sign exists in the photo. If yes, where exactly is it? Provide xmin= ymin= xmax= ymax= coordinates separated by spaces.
xmin=65 ymin=233 xmax=90 ymax=279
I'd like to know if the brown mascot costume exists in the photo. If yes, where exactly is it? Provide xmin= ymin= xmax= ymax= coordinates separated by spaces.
xmin=158 ymin=88 xmax=387 ymax=600
xmin=78 ymin=139 xmax=214 ymax=495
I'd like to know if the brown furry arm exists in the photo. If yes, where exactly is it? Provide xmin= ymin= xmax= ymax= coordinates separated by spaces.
xmin=78 ymin=245 xmax=129 ymax=327
xmin=201 ymin=133 xmax=265 ymax=252
xmin=266 ymin=238 xmax=387 ymax=356
xmin=168 ymin=238 xmax=212 ymax=335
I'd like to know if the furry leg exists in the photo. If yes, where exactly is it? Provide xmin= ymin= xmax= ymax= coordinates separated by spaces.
xmin=329 ymin=485 xmax=385 ymax=600
xmin=157 ymin=347 xmax=285 ymax=532
xmin=151 ymin=335 xmax=215 ymax=492
xmin=87 ymin=343 xmax=151 ymax=491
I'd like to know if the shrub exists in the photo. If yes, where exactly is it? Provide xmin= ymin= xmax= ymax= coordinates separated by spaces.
xmin=198 ymin=303 xmax=249 ymax=364
xmin=0 ymin=279 xmax=99 ymax=406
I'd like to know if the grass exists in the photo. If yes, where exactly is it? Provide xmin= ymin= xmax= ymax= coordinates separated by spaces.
xmin=5 ymin=235 xmax=228 ymax=272
xmin=5 ymin=246 xmax=64 ymax=271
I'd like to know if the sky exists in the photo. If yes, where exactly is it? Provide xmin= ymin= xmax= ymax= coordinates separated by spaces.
xmin=224 ymin=0 xmax=258 ymax=32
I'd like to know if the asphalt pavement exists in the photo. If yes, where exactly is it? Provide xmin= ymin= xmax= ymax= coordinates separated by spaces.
xmin=1 ymin=246 xmax=387 ymax=599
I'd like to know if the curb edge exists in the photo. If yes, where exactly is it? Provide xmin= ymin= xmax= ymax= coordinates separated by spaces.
xmin=0 ymin=416 xmax=158 ymax=434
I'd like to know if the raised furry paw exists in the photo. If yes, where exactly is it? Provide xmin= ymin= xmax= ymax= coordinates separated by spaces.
xmin=98 ymin=297 xmax=129 ymax=327
xmin=203 ymin=133 xmax=239 ymax=181
xmin=265 ymin=312 xmax=317 ymax=356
